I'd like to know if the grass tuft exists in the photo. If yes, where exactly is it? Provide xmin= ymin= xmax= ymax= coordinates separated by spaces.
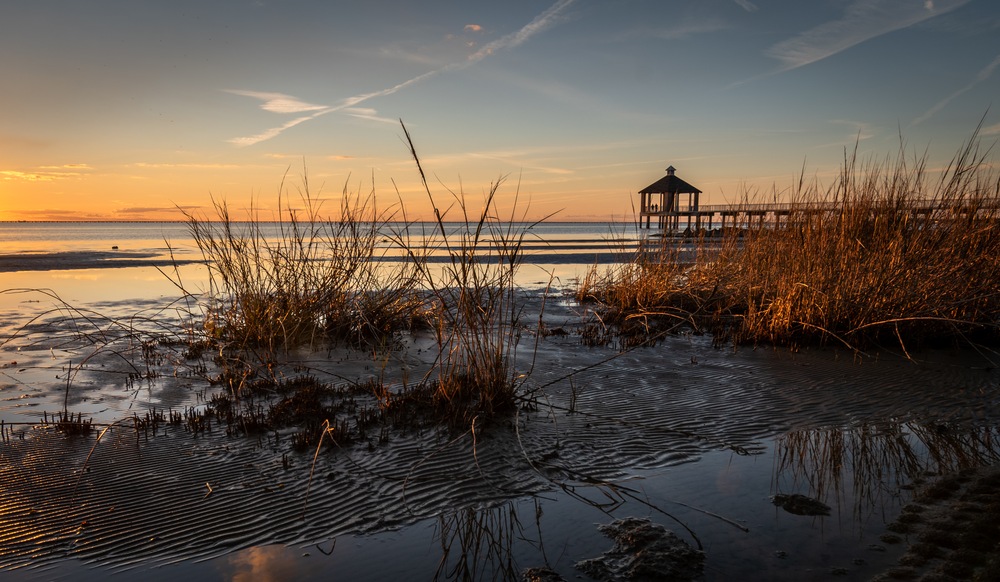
xmin=394 ymin=121 xmax=546 ymax=425
xmin=578 ymin=124 xmax=1000 ymax=350
xmin=177 ymin=172 xmax=426 ymax=357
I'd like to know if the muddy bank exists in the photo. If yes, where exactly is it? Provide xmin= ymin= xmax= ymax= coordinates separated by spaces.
xmin=0 ymin=250 xmax=202 ymax=272
xmin=1 ymin=290 xmax=999 ymax=579
xmin=873 ymin=466 xmax=1000 ymax=581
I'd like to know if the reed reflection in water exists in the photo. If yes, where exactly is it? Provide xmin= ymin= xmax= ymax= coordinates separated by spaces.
xmin=773 ymin=421 xmax=1000 ymax=519
xmin=434 ymin=500 xmax=545 ymax=582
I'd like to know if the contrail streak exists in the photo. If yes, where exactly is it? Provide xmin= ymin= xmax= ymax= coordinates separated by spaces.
xmin=229 ymin=0 xmax=576 ymax=147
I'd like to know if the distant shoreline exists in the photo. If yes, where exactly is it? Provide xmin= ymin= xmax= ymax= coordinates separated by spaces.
xmin=0 ymin=219 xmax=620 ymax=225
xmin=0 ymin=251 xmax=203 ymax=273
xmin=0 ymin=250 xmax=628 ymax=273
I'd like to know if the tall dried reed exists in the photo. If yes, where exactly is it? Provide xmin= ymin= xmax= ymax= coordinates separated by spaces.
xmin=722 ymin=131 xmax=1000 ymax=348
xmin=172 ymin=124 xmax=544 ymax=424
xmin=395 ymin=122 xmax=543 ymax=422
xmin=177 ymin=174 xmax=425 ymax=359
xmin=579 ymin=126 xmax=1000 ymax=350
xmin=576 ymin=235 xmax=717 ymax=343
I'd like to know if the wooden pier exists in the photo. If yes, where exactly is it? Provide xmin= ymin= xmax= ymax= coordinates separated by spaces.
xmin=638 ymin=165 xmax=997 ymax=232
xmin=640 ymin=200 xmax=1000 ymax=232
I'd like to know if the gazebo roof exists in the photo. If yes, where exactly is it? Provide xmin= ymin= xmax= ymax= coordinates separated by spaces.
xmin=639 ymin=165 xmax=702 ymax=194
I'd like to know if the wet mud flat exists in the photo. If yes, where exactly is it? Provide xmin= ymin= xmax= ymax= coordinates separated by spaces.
xmin=1 ymin=289 xmax=999 ymax=580
xmin=0 ymin=250 xmax=202 ymax=273
xmin=870 ymin=466 xmax=1000 ymax=581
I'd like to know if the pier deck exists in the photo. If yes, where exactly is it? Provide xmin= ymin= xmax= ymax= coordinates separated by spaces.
xmin=639 ymin=200 xmax=998 ymax=231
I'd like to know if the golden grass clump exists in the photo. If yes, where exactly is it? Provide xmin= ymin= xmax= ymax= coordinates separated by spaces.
xmin=179 ymin=174 xmax=426 ymax=355
xmin=169 ymin=122 xmax=539 ymax=425
xmin=576 ymin=240 xmax=714 ymax=344
xmin=579 ymin=127 xmax=1000 ymax=350
xmin=724 ymin=135 xmax=1000 ymax=349
xmin=397 ymin=123 xmax=541 ymax=422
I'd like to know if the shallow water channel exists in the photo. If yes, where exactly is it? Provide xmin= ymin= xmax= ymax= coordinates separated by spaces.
xmin=1 ymin=288 xmax=998 ymax=581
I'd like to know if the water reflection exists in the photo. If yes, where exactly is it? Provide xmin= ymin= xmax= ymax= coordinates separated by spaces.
xmin=225 ymin=545 xmax=304 ymax=582
xmin=434 ymin=500 xmax=544 ymax=582
xmin=773 ymin=420 xmax=1000 ymax=518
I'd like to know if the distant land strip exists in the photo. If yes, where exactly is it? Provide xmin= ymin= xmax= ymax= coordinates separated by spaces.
xmin=0 ymin=250 xmax=631 ymax=273
xmin=0 ymin=251 xmax=202 ymax=273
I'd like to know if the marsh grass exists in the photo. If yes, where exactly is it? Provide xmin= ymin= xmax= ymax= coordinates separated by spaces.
xmin=51 ymin=410 xmax=94 ymax=436
xmin=579 ymin=127 xmax=1000 ymax=350
xmin=576 ymin=237 xmax=715 ymax=347
xmin=393 ymin=122 xmax=546 ymax=425
xmin=0 ymin=126 xmax=549 ymax=455
xmin=722 ymin=134 xmax=1000 ymax=349
xmin=147 ymin=122 xmax=547 ymax=436
xmin=177 ymin=175 xmax=427 ymax=359
xmin=166 ymin=170 xmax=438 ymax=408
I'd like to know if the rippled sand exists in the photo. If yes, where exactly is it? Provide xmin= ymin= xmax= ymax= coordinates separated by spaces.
xmin=1 ymin=288 xmax=998 ymax=580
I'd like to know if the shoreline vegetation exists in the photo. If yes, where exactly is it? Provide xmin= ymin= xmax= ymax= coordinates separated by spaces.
xmin=157 ymin=123 xmax=546 ymax=431
xmin=580 ymin=125 xmax=1000 ymax=354
xmin=3 ymin=122 xmax=1000 ymax=432
xmin=2 ymin=122 xmax=1000 ymax=578
xmin=165 ymin=119 xmax=998 ymax=460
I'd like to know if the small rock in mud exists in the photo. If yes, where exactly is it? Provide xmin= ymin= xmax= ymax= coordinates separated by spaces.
xmin=522 ymin=566 xmax=566 ymax=582
xmin=771 ymin=493 xmax=831 ymax=516
xmin=575 ymin=517 xmax=704 ymax=581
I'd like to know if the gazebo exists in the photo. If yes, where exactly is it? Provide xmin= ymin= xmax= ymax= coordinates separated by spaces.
xmin=638 ymin=165 xmax=702 ymax=230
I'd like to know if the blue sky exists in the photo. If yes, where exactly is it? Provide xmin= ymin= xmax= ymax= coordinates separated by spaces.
xmin=1 ymin=0 xmax=998 ymax=221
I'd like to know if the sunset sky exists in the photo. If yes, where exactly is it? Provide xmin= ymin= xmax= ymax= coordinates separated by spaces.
xmin=2 ymin=0 xmax=998 ymax=222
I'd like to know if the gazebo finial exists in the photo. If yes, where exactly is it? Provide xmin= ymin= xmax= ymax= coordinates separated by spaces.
xmin=666 ymin=165 xmax=676 ymax=176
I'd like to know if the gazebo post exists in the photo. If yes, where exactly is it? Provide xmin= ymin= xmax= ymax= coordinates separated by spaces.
xmin=637 ymin=165 xmax=702 ymax=234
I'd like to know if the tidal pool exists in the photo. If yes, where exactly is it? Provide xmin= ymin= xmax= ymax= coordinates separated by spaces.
xmin=1 ymin=283 xmax=998 ymax=581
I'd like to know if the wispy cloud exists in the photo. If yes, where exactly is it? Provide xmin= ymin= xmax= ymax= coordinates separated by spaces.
xmin=229 ymin=114 xmax=324 ymax=147
xmin=344 ymin=107 xmax=399 ymax=125
xmin=651 ymin=20 xmax=728 ymax=41
xmin=224 ymin=90 xmax=328 ymax=114
xmin=983 ymin=122 xmax=1000 ymax=137
xmin=38 ymin=163 xmax=93 ymax=171
xmin=734 ymin=0 xmax=758 ymax=12
xmin=467 ymin=0 xmax=573 ymax=63
xmin=264 ymin=152 xmax=356 ymax=162
xmin=400 ymin=137 xmax=666 ymax=176
xmin=228 ymin=0 xmax=576 ymax=146
xmin=766 ymin=0 xmax=969 ymax=72
xmin=9 ymin=209 xmax=109 ymax=220
xmin=1 ymin=170 xmax=59 ymax=182
xmin=116 ymin=206 xmax=191 ymax=215
xmin=812 ymin=119 xmax=875 ymax=149
xmin=1 ymin=165 xmax=91 ymax=181
xmin=464 ymin=24 xmax=483 ymax=32
xmin=912 ymin=53 xmax=1000 ymax=125
xmin=130 ymin=162 xmax=244 ymax=169
xmin=469 ymin=152 xmax=573 ymax=175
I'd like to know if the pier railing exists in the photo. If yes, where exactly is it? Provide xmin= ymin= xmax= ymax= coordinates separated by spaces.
xmin=639 ymin=199 xmax=1000 ymax=230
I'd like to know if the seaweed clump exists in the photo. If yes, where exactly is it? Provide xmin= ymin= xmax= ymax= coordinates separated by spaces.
xmin=575 ymin=517 xmax=705 ymax=581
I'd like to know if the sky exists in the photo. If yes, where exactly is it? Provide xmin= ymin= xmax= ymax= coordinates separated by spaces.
xmin=1 ymin=0 xmax=999 ymax=222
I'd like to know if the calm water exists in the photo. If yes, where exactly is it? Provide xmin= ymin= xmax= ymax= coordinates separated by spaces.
xmin=0 ymin=221 xmax=643 ymax=305
xmin=1 ymin=221 xmax=998 ymax=581
xmin=0 ymin=221 xmax=640 ymax=254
